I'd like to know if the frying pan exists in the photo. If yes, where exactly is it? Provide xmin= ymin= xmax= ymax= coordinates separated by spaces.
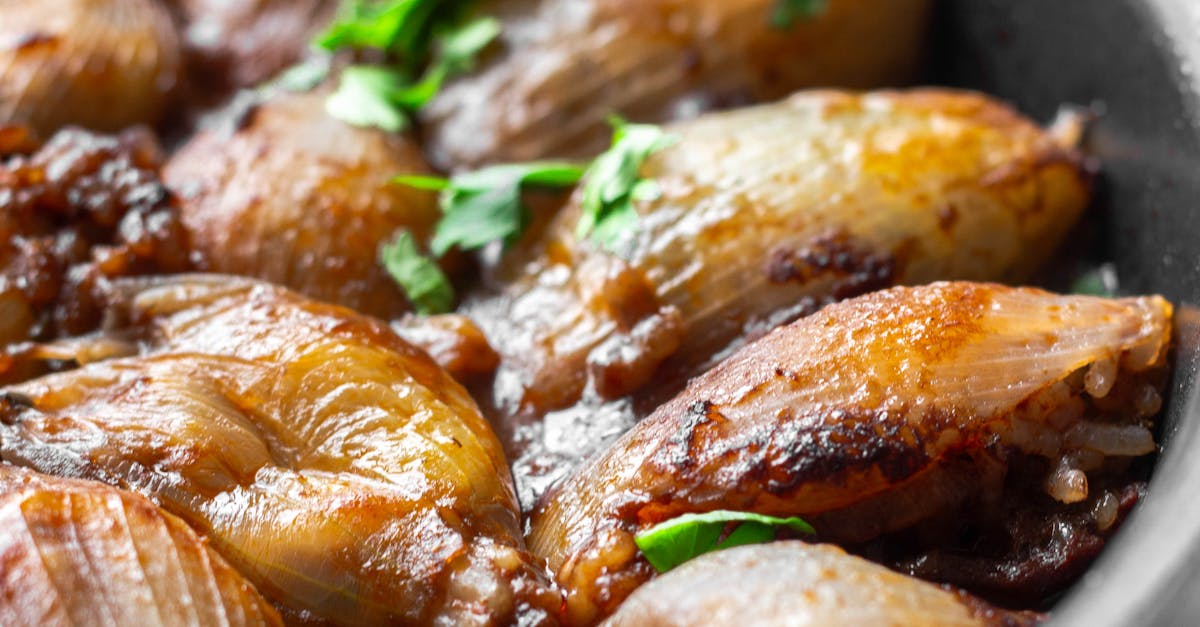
xmin=935 ymin=1 xmax=1200 ymax=623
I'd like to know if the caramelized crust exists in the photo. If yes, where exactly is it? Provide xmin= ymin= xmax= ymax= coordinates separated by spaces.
xmin=0 ymin=2 xmax=1164 ymax=624
xmin=527 ymin=283 xmax=1170 ymax=624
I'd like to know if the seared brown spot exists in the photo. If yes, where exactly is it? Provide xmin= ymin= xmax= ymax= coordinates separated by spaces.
xmin=650 ymin=403 xmax=937 ymax=501
xmin=654 ymin=400 xmax=720 ymax=471
xmin=0 ymin=392 xmax=32 ymax=425
xmin=764 ymin=231 xmax=896 ymax=301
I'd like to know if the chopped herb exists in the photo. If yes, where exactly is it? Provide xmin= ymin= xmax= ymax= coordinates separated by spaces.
xmin=380 ymin=230 xmax=454 ymax=315
xmin=325 ymin=65 xmax=412 ymax=132
xmin=382 ymin=15 xmax=501 ymax=112
xmin=385 ymin=162 xmax=582 ymax=315
xmin=436 ymin=15 xmax=502 ymax=75
xmin=395 ymin=161 xmax=585 ymax=257
xmin=634 ymin=510 xmax=815 ymax=573
xmin=770 ymin=0 xmax=827 ymax=29
xmin=317 ymin=1 xmax=500 ymax=130
xmin=393 ymin=174 xmax=451 ymax=192
xmin=317 ymin=0 xmax=442 ymax=59
xmin=576 ymin=118 xmax=676 ymax=251
xmin=1071 ymin=263 xmax=1119 ymax=296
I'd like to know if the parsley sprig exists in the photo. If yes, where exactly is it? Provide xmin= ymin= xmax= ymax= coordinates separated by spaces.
xmin=386 ymin=162 xmax=585 ymax=314
xmin=317 ymin=0 xmax=441 ymax=54
xmin=577 ymin=118 xmax=676 ymax=251
xmin=383 ymin=117 xmax=676 ymax=314
xmin=380 ymin=230 xmax=455 ymax=315
xmin=1070 ymin=263 xmax=1119 ymax=297
xmin=313 ymin=0 xmax=824 ymax=129
xmin=397 ymin=162 xmax=586 ymax=255
xmin=316 ymin=1 xmax=499 ymax=131
xmin=634 ymin=510 xmax=815 ymax=573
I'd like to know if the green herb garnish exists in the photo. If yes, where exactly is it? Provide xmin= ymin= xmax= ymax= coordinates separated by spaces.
xmin=325 ymin=65 xmax=413 ymax=131
xmin=387 ymin=162 xmax=584 ymax=314
xmin=380 ymin=230 xmax=455 ymax=314
xmin=435 ymin=15 xmax=502 ymax=76
xmin=634 ymin=510 xmax=815 ymax=573
xmin=576 ymin=118 xmax=675 ymax=251
xmin=1070 ymin=263 xmax=1119 ymax=297
xmin=770 ymin=0 xmax=828 ymax=29
xmin=317 ymin=0 xmax=443 ymax=58
xmin=375 ymin=15 xmax=501 ymax=112
xmin=397 ymin=161 xmax=584 ymax=256
xmin=317 ymin=1 xmax=499 ymax=130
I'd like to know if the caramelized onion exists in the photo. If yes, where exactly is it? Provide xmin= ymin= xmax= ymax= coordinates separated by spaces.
xmin=527 ymin=282 xmax=1170 ymax=622
xmin=424 ymin=0 xmax=934 ymax=169
xmin=468 ymin=90 xmax=1095 ymax=502
xmin=0 ymin=0 xmax=180 ymax=135
xmin=0 ymin=275 xmax=559 ymax=625
xmin=0 ymin=465 xmax=280 ymax=627
xmin=164 ymin=92 xmax=441 ymax=318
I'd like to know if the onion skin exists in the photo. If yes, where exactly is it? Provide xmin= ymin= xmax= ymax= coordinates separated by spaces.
xmin=602 ymin=542 xmax=1036 ymax=627
xmin=468 ymin=89 xmax=1093 ymax=467
xmin=0 ymin=465 xmax=281 ymax=627
xmin=0 ymin=275 xmax=560 ymax=626
xmin=527 ymin=282 xmax=1170 ymax=624
xmin=163 ymin=91 xmax=441 ymax=318
xmin=0 ymin=0 xmax=181 ymax=136
xmin=423 ymin=0 xmax=934 ymax=170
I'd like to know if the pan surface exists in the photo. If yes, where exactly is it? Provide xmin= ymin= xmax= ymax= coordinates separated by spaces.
xmin=936 ymin=1 xmax=1200 ymax=623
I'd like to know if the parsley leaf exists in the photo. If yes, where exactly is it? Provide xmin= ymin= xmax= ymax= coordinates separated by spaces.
xmin=1071 ymin=263 xmax=1119 ymax=296
xmin=437 ymin=15 xmax=502 ymax=75
xmin=383 ymin=15 xmax=502 ymax=112
xmin=317 ymin=0 xmax=441 ymax=59
xmin=380 ymin=230 xmax=454 ymax=315
xmin=770 ymin=0 xmax=828 ymax=29
xmin=395 ymin=162 xmax=585 ymax=257
xmin=385 ymin=162 xmax=581 ymax=315
xmin=576 ymin=118 xmax=675 ymax=251
xmin=325 ymin=65 xmax=412 ymax=131
xmin=634 ymin=510 xmax=815 ymax=573
xmin=318 ymin=1 xmax=500 ymax=131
